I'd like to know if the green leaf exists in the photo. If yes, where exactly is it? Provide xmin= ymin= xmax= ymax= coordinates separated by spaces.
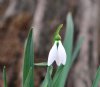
xmin=53 ymin=12 xmax=74 ymax=87
xmin=92 ymin=66 xmax=100 ymax=87
xmin=24 ymin=67 xmax=33 ymax=87
xmin=3 ymin=66 xmax=7 ymax=87
xmin=34 ymin=62 xmax=47 ymax=66
xmin=52 ymin=65 xmax=64 ymax=86
xmin=63 ymin=12 xmax=74 ymax=62
xmin=23 ymin=29 xmax=34 ymax=87
xmin=41 ymin=66 xmax=53 ymax=87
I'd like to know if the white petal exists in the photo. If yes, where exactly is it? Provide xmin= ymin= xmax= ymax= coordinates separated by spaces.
xmin=48 ymin=42 xmax=57 ymax=66
xmin=57 ymin=41 xmax=67 ymax=65
xmin=55 ymin=54 xmax=62 ymax=66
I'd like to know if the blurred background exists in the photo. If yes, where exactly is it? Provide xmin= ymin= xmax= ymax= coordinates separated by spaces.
xmin=0 ymin=0 xmax=100 ymax=87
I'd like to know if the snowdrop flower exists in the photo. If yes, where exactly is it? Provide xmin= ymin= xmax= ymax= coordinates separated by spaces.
xmin=47 ymin=24 xmax=67 ymax=66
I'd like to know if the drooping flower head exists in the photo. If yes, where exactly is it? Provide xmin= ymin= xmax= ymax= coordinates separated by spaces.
xmin=48 ymin=24 xmax=67 ymax=66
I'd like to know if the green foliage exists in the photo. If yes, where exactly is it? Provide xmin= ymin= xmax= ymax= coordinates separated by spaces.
xmin=52 ymin=65 xmax=64 ymax=86
xmin=92 ymin=66 xmax=100 ymax=87
xmin=53 ymin=12 xmax=74 ymax=87
xmin=23 ymin=29 xmax=34 ymax=87
xmin=24 ymin=67 xmax=33 ymax=87
xmin=41 ymin=66 xmax=53 ymax=87
xmin=2 ymin=12 xmax=85 ymax=87
xmin=41 ymin=12 xmax=84 ymax=87
xmin=3 ymin=66 xmax=7 ymax=87
xmin=2 ymin=29 xmax=34 ymax=87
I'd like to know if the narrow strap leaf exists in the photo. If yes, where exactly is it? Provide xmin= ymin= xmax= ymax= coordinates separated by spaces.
xmin=92 ymin=66 xmax=100 ymax=87
xmin=3 ymin=66 xmax=7 ymax=87
xmin=23 ymin=67 xmax=33 ymax=87
xmin=23 ymin=28 xmax=34 ymax=87
xmin=41 ymin=66 xmax=53 ymax=87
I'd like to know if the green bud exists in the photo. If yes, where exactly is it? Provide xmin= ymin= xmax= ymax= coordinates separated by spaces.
xmin=54 ymin=24 xmax=63 ymax=41
xmin=55 ymin=34 xmax=61 ymax=41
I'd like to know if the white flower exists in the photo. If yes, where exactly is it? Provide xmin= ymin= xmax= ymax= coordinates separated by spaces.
xmin=48 ymin=40 xmax=67 ymax=66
